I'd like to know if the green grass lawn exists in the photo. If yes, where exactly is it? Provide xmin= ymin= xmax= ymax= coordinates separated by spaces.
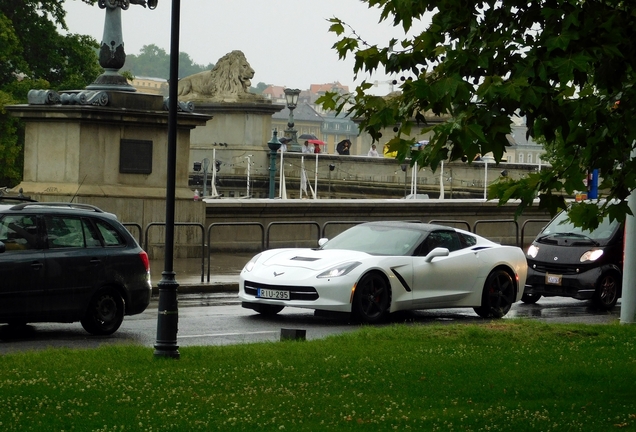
xmin=0 ymin=320 xmax=635 ymax=431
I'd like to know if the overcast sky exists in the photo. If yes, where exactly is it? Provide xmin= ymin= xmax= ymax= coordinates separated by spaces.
xmin=62 ymin=0 xmax=423 ymax=93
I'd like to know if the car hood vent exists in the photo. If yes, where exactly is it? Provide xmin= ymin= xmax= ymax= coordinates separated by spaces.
xmin=290 ymin=256 xmax=321 ymax=262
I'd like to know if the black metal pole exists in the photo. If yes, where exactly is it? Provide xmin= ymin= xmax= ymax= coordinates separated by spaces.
xmin=154 ymin=0 xmax=181 ymax=359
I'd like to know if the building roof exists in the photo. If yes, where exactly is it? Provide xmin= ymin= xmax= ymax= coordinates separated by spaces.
xmin=272 ymin=102 xmax=324 ymax=122
xmin=309 ymin=82 xmax=349 ymax=95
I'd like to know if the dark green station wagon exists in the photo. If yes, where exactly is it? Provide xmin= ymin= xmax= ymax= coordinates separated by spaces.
xmin=0 ymin=200 xmax=151 ymax=335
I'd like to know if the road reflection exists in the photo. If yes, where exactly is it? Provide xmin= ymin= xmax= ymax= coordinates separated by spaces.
xmin=0 ymin=296 xmax=622 ymax=354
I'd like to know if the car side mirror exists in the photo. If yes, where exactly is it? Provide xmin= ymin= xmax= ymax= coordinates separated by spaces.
xmin=318 ymin=238 xmax=329 ymax=247
xmin=424 ymin=247 xmax=449 ymax=262
xmin=0 ymin=241 xmax=5 ymax=253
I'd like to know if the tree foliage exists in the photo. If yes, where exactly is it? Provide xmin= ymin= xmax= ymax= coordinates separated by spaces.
xmin=123 ymin=44 xmax=214 ymax=79
xmin=319 ymin=0 xmax=636 ymax=229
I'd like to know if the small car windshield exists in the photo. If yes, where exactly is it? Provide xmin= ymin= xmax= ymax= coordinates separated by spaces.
xmin=542 ymin=209 xmax=620 ymax=241
xmin=321 ymin=224 xmax=424 ymax=256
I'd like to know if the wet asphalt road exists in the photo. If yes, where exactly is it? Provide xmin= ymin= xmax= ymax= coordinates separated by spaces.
xmin=0 ymin=294 xmax=623 ymax=355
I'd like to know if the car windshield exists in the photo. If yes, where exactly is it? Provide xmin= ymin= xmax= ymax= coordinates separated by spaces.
xmin=321 ymin=224 xmax=425 ymax=256
xmin=541 ymin=208 xmax=620 ymax=241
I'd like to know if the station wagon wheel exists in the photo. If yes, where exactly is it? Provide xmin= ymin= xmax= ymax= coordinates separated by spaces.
xmin=352 ymin=272 xmax=390 ymax=324
xmin=592 ymin=272 xmax=619 ymax=310
xmin=474 ymin=269 xmax=515 ymax=319
xmin=81 ymin=288 xmax=125 ymax=336
xmin=521 ymin=292 xmax=541 ymax=304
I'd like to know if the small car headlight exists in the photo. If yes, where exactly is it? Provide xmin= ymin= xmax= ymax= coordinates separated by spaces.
xmin=317 ymin=261 xmax=362 ymax=278
xmin=527 ymin=244 xmax=539 ymax=258
xmin=244 ymin=253 xmax=262 ymax=272
xmin=580 ymin=249 xmax=603 ymax=262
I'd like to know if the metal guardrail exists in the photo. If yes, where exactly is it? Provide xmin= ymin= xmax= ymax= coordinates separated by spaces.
xmin=265 ymin=221 xmax=321 ymax=249
xmin=521 ymin=219 xmax=550 ymax=250
xmin=473 ymin=219 xmax=519 ymax=246
xmin=144 ymin=222 xmax=206 ymax=283
xmin=206 ymin=222 xmax=265 ymax=282
xmin=122 ymin=222 xmax=142 ymax=245
xmin=140 ymin=217 xmax=543 ymax=284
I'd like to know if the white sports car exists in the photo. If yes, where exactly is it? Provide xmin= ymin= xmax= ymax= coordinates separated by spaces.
xmin=239 ymin=221 xmax=528 ymax=323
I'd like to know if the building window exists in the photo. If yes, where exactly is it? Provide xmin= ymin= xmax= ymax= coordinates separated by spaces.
xmin=518 ymin=153 xmax=524 ymax=163
xmin=334 ymin=124 xmax=340 ymax=130
xmin=527 ymin=153 xmax=532 ymax=164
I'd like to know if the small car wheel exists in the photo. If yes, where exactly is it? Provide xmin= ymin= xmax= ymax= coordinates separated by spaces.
xmin=81 ymin=288 xmax=125 ymax=336
xmin=592 ymin=272 xmax=619 ymax=310
xmin=352 ymin=272 xmax=390 ymax=324
xmin=474 ymin=269 xmax=515 ymax=318
xmin=252 ymin=304 xmax=284 ymax=315
xmin=521 ymin=292 xmax=541 ymax=304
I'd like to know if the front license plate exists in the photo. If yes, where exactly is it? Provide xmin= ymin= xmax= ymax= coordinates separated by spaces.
xmin=257 ymin=288 xmax=290 ymax=300
xmin=545 ymin=273 xmax=562 ymax=286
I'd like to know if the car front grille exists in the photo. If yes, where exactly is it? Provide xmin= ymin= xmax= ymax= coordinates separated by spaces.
xmin=244 ymin=280 xmax=319 ymax=301
xmin=529 ymin=262 xmax=580 ymax=275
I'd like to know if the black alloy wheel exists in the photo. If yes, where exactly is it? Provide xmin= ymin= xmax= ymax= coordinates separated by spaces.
xmin=592 ymin=272 xmax=620 ymax=310
xmin=474 ymin=269 xmax=515 ymax=318
xmin=81 ymin=288 xmax=125 ymax=336
xmin=352 ymin=272 xmax=390 ymax=324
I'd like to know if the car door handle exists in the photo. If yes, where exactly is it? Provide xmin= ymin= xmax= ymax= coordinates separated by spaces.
xmin=90 ymin=258 xmax=101 ymax=265
xmin=31 ymin=262 xmax=44 ymax=271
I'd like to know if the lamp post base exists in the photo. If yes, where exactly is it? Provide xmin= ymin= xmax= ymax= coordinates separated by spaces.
xmin=153 ymin=271 xmax=180 ymax=359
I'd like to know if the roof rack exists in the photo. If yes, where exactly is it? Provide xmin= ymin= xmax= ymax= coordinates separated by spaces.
xmin=9 ymin=202 xmax=104 ymax=212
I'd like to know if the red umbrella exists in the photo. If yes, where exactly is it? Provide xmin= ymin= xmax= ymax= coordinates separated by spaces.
xmin=307 ymin=139 xmax=325 ymax=154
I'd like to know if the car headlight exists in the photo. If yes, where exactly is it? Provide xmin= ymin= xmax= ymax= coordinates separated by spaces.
xmin=527 ymin=244 xmax=539 ymax=258
xmin=317 ymin=261 xmax=362 ymax=278
xmin=580 ymin=249 xmax=603 ymax=262
xmin=243 ymin=253 xmax=262 ymax=272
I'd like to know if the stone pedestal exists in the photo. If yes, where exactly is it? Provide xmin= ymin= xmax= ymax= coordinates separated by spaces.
xmin=189 ymin=101 xmax=285 ymax=176
xmin=6 ymin=91 xmax=211 ymax=258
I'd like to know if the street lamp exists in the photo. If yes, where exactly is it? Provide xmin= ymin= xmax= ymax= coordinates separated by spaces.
xmin=267 ymin=129 xmax=282 ymax=198
xmin=284 ymin=88 xmax=301 ymax=152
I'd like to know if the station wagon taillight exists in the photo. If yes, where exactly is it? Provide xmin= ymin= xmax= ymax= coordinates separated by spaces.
xmin=139 ymin=251 xmax=150 ymax=272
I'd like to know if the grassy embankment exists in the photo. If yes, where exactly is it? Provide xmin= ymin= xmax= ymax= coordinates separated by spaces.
xmin=0 ymin=320 xmax=635 ymax=431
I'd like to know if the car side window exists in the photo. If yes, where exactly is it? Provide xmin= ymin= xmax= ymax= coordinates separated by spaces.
xmin=44 ymin=216 xmax=85 ymax=248
xmin=0 ymin=215 xmax=39 ymax=251
xmin=95 ymin=219 xmax=126 ymax=247
xmin=458 ymin=232 xmax=477 ymax=248
xmin=416 ymin=230 xmax=462 ymax=256
xmin=82 ymin=218 xmax=103 ymax=248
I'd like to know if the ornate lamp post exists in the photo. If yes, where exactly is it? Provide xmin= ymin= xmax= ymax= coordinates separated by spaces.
xmin=154 ymin=0 xmax=180 ymax=359
xmin=88 ymin=0 xmax=158 ymax=92
xmin=284 ymin=88 xmax=301 ymax=152
xmin=267 ymin=130 xmax=282 ymax=198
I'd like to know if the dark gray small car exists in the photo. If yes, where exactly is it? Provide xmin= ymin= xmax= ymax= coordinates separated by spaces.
xmin=524 ymin=206 xmax=623 ymax=310
xmin=0 ymin=202 xmax=151 ymax=335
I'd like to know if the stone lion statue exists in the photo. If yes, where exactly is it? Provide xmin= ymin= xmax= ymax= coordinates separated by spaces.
xmin=177 ymin=50 xmax=264 ymax=102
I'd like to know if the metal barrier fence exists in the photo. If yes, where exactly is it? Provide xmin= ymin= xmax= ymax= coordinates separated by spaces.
xmin=144 ymin=222 xmax=206 ymax=283
xmin=520 ymin=219 xmax=551 ymax=250
xmin=122 ymin=222 xmax=142 ymax=245
xmin=473 ymin=219 xmax=519 ymax=247
xmin=207 ymin=222 xmax=265 ymax=282
xmin=141 ymin=218 xmax=541 ymax=283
